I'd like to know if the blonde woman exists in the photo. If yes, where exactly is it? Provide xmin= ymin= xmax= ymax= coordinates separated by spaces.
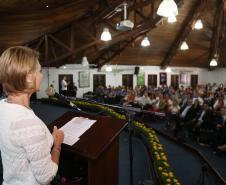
xmin=0 ymin=46 xmax=64 ymax=185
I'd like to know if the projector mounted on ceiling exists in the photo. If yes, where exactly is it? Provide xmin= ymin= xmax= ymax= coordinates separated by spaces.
xmin=116 ymin=3 xmax=134 ymax=31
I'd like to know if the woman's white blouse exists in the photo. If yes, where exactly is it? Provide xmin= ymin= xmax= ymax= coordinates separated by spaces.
xmin=0 ymin=99 xmax=58 ymax=185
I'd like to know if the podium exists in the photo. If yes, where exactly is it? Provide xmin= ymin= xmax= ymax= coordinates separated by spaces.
xmin=48 ymin=111 xmax=127 ymax=185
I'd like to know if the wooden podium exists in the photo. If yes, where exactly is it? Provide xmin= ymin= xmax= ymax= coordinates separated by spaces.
xmin=48 ymin=111 xmax=127 ymax=185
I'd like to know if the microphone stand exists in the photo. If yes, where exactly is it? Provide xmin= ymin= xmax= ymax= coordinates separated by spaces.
xmin=52 ymin=93 xmax=104 ymax=116
xmin=72 ymin=98 xmax=142 ymax=185
xmin=126 ymin=107 xmax=139 ymax=185
xmin=197 ymin=163 xmax=209 ymax=185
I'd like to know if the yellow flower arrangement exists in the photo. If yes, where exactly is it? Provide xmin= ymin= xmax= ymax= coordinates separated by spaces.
xmin=43 ymin=98 xmax=180 ymax=185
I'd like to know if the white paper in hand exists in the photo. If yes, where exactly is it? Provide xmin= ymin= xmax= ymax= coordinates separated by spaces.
xmin=60 ymin=117 xmax=96 ymax=145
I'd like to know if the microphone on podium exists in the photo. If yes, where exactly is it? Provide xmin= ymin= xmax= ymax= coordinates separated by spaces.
xmin=46 ymin=89 xmax=81 ymax=111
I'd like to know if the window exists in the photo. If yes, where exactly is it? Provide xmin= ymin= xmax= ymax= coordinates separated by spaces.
xmin=148 ymin=74 xmax=157 ymax=88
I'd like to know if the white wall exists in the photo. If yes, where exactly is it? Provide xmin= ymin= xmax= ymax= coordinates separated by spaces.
xmin=37 ymin=65 xmax=226 ymax=99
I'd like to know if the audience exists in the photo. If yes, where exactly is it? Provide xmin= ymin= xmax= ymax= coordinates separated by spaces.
xmin=90 ymin=83 xmax=226 ymax=154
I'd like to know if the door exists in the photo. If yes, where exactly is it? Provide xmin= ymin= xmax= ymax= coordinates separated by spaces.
xmin=171 ymin=75 xmax=179 ymax=89
xmin=122 ymin=74 xmax=133 ymax=89
xmin=93 ymin=74 xmax=106 ymax=91
xmin=191 ymin=75 xmax=198 ymax=88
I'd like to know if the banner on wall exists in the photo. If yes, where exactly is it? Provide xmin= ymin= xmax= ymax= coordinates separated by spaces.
xmin=137 ymin=73 xmax=145 ymax=85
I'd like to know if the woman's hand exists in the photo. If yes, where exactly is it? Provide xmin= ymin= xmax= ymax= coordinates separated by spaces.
xmin=52 ymin=126 xmax=64 ymax=149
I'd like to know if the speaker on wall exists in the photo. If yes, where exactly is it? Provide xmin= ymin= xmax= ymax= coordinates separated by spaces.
xmin=134 ymin=66 xmax=140 ymax=75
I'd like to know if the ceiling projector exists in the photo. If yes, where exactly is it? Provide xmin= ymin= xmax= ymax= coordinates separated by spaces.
xmin=116 ymin=3 xmax=134 ymax=31
xmin=116 ymin=20 xmax=134 ymax=31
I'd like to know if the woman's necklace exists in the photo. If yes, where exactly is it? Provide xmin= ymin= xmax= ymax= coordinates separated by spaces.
xmin=5 ymin=98 xmax=31 ymax=110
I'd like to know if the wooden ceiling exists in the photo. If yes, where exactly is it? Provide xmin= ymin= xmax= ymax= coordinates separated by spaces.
xmin=0 ymin=0 xmax=225 ymax=68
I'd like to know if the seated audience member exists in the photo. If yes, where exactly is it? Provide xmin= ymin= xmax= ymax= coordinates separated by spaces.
xmin=123 ymin=89 xmax=135 ymax=106
xmin=95 ymin=85 xmax=104 ymax=102
xmin=165 ymin=94 xmax=173 ymax=113
xmin=183 ymin=99 xmax=202 ymax=136
xmin=154 ymin=94 xmax=166 ymax=112
xmin=175 ymin=99 xmax=201 ymax=137
xmin=217 ymin=144 xmax=226 ymax=152
xmin=174 ymin=98 xmax=193 ymax=137
xmin=213 ymin=97 xmax=225 ymax=111
xmin=212 ymin=107 xmax=226 ymax=154
xmin=195 ymin=103 xmax=215 ymax=130
xmin=166 ymin=99 xmax=180 ymax=130
xmin=192 ymin=103 xmax=215 ymax=143
xmin=136 ymin=91 xmax=151 ymax=108
xmin=45 ymin=84 xmax=56 ymax=97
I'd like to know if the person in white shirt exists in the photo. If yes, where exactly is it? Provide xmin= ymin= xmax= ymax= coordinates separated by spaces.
xmin=61 ymin=76 xmax=68 ymax=96
xmin=0 ymin=46 xmax=64 ymax=185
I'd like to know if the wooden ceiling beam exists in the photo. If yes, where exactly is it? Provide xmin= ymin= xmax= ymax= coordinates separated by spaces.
xmin=208 ymin=0 xmax=224 ymax=66
xmin=95 ymin=41 xmax=131 ymax=68
xmin=92 ymin=0 xmax=125 ymax=23
xmin=47 ymin=34 xmax=71 ymax=52
xmin=35 ymin=36 xmax=44 ymax=50
xmin=76 ymin=23 xmax=98 ymax=41
xmin=79 ymin=0 xmax=183 ymax=67
xmin=160 ymin=0 xmax=205 ymax=68
xmin=135 ymin=10 xmax=146 ymax=19
xmin=44 ymin=34 xmax=49 ymax=62
xmin=43 ymin=52 xmax=72 ymax=67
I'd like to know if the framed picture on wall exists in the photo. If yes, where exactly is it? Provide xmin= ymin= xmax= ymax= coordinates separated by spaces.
xmin=79 ymin=71 xmax=90 ymax=88
xmin=180 ymin=72 xmax=189 ymax=85
xmin=159 ymin=72 xmax=167 ymax=85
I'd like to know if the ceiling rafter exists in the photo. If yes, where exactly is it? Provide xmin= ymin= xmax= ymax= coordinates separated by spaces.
xmin=44 ymin=34 xmax=49 ymax=62
xmin=76 ymin=23 xmax=98 ymax=41
xmin=208 ymin=0 xmax=224 ymax=67
xmin=95 ymin=40 xmax=132 ymax=68
xmin=160 ymin=0 xmax=206 ymax=68
xmin=39 ymin=0 xmax=155 ymax=66
xmin=93 ymin=0 xmax=183 ymax=67
xmin=47 ymin=34 xmax=72 ymax=52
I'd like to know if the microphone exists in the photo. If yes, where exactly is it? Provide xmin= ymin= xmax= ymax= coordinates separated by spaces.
xmin=46 ymin=89 xmax=81 ymax=111
xmin=55 ymin=93 xmax=82 ymax=111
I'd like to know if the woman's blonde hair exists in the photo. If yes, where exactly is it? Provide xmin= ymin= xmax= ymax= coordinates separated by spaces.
xmin=0 ymin=46 xmax=39 ymax=94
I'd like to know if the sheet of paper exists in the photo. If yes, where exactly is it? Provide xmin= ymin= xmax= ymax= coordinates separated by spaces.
xmin=60 ymin=117 xmax=96 ymax=146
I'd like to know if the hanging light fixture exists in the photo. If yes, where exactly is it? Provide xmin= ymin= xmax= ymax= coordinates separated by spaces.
xmin=165 ymin=67 xmax=172 ymax=72
xmin=106 ymin=66 xmax=112 ymax=72
xmin=100 ymin=28 xmax=112 ymax=41
xmin=209 ymin=58 xmax=218 ymax=67
xmin=141 ymin=36 xmax=150 ymax=47
xmin=168 ymin=14 xmax=177 ymax=23
xmin=81 ymin=56 xmax=89 ymax=67
xmin=194 ymin=19 xmax=203 ymax=30
xmin=180 ymin=41 xmax=189 ymax=50
xmin=157 ymin=0 xmax=178 ymax=18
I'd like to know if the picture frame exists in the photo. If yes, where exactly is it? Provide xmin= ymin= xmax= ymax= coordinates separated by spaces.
xmin=79 ymin=71 xmax=90 ymax=88
xmin=180 ymin=72 xmax=189 ymax=85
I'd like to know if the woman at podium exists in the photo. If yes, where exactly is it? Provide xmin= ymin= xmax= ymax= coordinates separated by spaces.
xmin=0 ymin=46 xmax=64 ymax=185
